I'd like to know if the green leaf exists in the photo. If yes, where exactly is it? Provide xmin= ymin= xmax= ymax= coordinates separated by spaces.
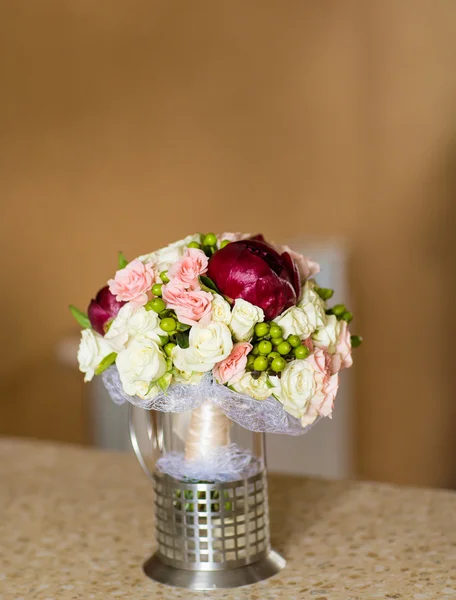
xmin=315 ymin=287 xmax=334 ymax=301
xmin=199 ymin=275 xmax=219 ymax=294
xmin=176 ymin=322 xmax=191 ymax=332
xmin=176 ymin=332 xmax=190 ymax=349
xmin=94 ymin=352 xmax=117 ymax=376
xmin=118 ymin=251 xmax=128 ymax=269
xmin=69 ymin=305 xmax=91 ymax=329
xmin=351 ymin=335 xmax=363 ymax=348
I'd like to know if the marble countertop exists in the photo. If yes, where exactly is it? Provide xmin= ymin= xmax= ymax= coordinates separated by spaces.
xmin=1 ymin=438 xmax=455 ymax=600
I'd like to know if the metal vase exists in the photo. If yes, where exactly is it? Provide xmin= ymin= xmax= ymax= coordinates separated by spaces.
xmin=130 ymin=406 xmax=285 ymax=589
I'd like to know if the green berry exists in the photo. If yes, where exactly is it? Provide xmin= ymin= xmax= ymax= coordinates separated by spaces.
xmin=251 ymin=344 xmax=259 ymax=356
xmin=332 ymin=304 xmax=346 ymax=317
xmin=258 ymin=340 xmax=272 ymax=355
xmin=294 ymin=345 xmax=310 ymax=359
xmin=160 ymin=270 xmax=170 ymax=284
xmin=287 ymin=334 xmax=301 ymax=348
xmin=160 ymin=317 xmax=177 ymax=333
xmin=269 ymin=324 xmax=282 ymax=338
xmin=342 ymin=311 xmax=353 ymax=322
xmin=254 ymin=322 xmax=270 ymax=338
xmin=147 ymin=297 xmax=166 ymax=314
xmin=277 ymin=341 xmax=291 ymax=355
xmin=188 ymin=241 xmax=201 ymax=249
xmin=351 ymin=335 xmax=363 ymax=348
xmin=152 ymin=283 xmax=163 ymax=296
xmin=271 ymin=337 xmax=284 ymax=347
xmin=164 ymin=342 xmax=176 ymax=357
xmin=253 ymin=356 xmax=268 ymax=371
xmin=220 ymin=239 xmax=230 ymax=249
xmin=267 ymin=351 xmax=281 ymax=362
xmin=316 ymin=287 xmax=334 ymax=301
xmin=203 ymin=233 xmax=217 ymax=246
xmin=246 ymin=355 xmax=256 ymax=370
xmin=271 ymin=356 xmax=286 ymax=372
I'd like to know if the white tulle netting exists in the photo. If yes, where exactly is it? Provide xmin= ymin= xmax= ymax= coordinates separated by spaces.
xmin=102 ymin=367 xmax=316 ymax=435
xmin=156 ymin=444 xmax=262 ymax=483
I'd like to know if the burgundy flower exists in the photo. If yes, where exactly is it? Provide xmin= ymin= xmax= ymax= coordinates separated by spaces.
xmin=207 ymin=237 xmax=300 ymax=320
xmin=88 ymin=286 xmax=125 ymax=335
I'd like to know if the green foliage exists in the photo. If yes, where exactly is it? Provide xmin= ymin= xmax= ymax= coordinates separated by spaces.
xmin=94 ymin=352 xmax=117 ymax=375
xmin=118 ymin=251 xmax=128 ymax=269
xmin=69 ymin=305 xmax=91 ymax=329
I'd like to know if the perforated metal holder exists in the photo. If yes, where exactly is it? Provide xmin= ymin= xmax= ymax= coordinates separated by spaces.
xmin=144 ymin=470 xmax=285 ymax=589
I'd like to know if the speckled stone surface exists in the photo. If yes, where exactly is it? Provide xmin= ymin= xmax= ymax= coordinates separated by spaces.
xmin=1 ymin=438 xmax=456 ymax=600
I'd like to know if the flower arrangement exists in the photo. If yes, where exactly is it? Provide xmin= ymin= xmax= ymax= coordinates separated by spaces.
xmin=73 ymin=233 xmax=361 ymax=431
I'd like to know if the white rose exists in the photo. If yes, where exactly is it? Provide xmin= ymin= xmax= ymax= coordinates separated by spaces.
xmin=273 ymin=306 xmax=313 ymax=340
xmin=116 ymin=338 xmax=167 ymax=397
xmin=133 ymin=380 xmax=161 ymax=401
xmin=173 ymin=369 xmax=205 ymax=385
xmin=172 ymin=321 xmax=233 ymax=373
xmin=298 ymin=280 xmax=326 ymax=323
xmin=77 ymin=329 xmax=115 ymax=382
xmin=280 ymin=359 xmax=323 ymax=421
xmin=211 ymin=294 xmax=232 ymax=325
xmin=274 ymin=282 xmax=326 ymax=340
xmin=105 ymin=304 xmax=163 ymax=351
xmin=229 ymin=299 xmax=264 ymax=342
xmin=138 ymin=234 xmax=200 ymax=274
xmin=312 ymin=314 xmax=340 ymax=353
xmin=232 ymin=372 xmax=279 ymax=401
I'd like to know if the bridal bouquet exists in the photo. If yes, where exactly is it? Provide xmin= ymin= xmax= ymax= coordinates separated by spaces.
xmin=73 ymin=233 xmax=361 ymax=433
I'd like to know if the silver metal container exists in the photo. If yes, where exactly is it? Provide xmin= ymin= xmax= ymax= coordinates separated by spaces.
xmin=130 ymin=405 xmax=285 ymax=589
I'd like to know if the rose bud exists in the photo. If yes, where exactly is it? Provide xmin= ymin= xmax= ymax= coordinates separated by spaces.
xmin=88 ymin=286 xmax=125 ymax=335
xmin=207 ymin=237 xmax=300 ymax=320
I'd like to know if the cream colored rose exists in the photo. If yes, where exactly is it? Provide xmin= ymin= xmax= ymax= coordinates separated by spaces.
xmin=105 ymin=304 xmax=163 ymax=351
xmin=173 ymin=369 xmax=205 ymax=385
xmin=280 ymin=359 xmax=320 ymax=419
xmin=279 ymin=351 xmax=339 ymax=427
xmin=172 ymin=321 xmax=233 ymax=373
xmin=116 ymin=338 xmax=167 ymax=397
xmin=298 ymin=279 xmax=326 ymax=324
xmin=232 ymin=372 xmax=279 ymax=401
xmin=272 ymin=280 xmax=327 ymax=339
xmin=273 ymin=306 xmax=315 ymax=340
xmin=138 ymin=234 xmax=200 ymax=274
xmin=77 ymin=329 xmax=115 ymax=382
xmin=312 ymin=314 xmax=340 ymax=354
xmin=229 ymin=299 xmax=264 ymax=342
xmin=133 ymin=380 xmax=161 ymax=401
xmin=211 ymin=294 xmax=232 ymax=325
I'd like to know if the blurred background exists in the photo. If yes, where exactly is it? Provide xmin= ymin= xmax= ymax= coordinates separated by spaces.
xmin=1 ymin=1 xmax=455 ymax=488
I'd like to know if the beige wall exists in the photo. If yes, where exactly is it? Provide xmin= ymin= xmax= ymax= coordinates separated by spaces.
xmin=1 ymin=1 xmax=455 ymax=486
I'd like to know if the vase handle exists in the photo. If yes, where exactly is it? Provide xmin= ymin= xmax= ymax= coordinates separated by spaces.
xmin=128 ymin=404 xmax=155 ymax=481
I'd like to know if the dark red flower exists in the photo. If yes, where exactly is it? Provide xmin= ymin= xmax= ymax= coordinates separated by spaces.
xmin=207 ymin=237 xmax=300 ymax=320
xmin=88 ymin=286 xmax=125 ymax=335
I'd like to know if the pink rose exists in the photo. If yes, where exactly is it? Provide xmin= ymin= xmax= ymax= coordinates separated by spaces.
xmin=301 ymin=349 xmax=339 ymax=426
xmin=331 ymin=320 xmax=353 ymax=374
xmin=108 ymin=259 xmax=155 ymax=307
xmin=213 ymin=342 xmax=252 ymax=385
xmin=167 ymin=248 xmax=208 ymax=289
xmin=162 ymin=282 xmax=213 ymax=326
xmin=280 ymin=246 xmax=320 ymax=281
xmin=303 ymin=337 xmax=314 ymax=353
